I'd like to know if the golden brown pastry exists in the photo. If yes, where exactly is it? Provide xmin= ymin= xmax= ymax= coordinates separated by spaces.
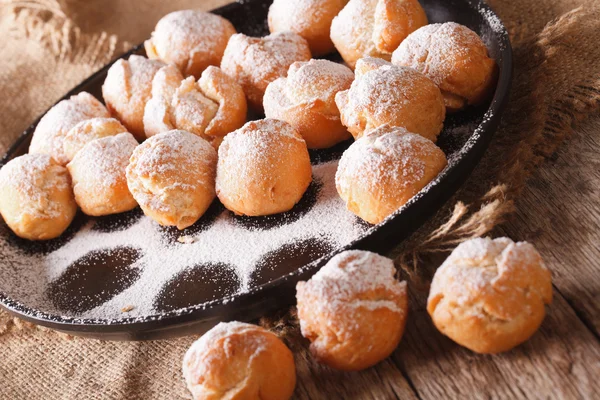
xmin=67 ymin=132 xmax=139 ymax=216
xmin=0 ymin=154 xmax=77 ymax=240
xmin=145 ymin=10 xmax=236 ymax=79
xmin=143 ymin=64 xmax=247 ymax=148
xmin=330 ymin=0 xmax=427 ymax=69
xmin=392 ymin=22 xmax=498 ymax=112
xmin=216 ymin=119 xmax=312 ymax=216
xmin=427 ymin=237 xmax=553 ymax=354
xmin=182 ymin=322 xmax=296 ymax=400
xmin=63 ymin=117 xmax=128 ymax=162
xmin=336 ymin=124 xmax=447 ymax=224
xmin=263 ymin=59 xmax=354 ymax=149
xmin=220 ymin=32 xmax=311 ymax=111
xmin=126 ymin=130 xmax=217 ymax=229
xmin=335 ymin=57 xmax=445 ymax=142
xmin=29 ymin=92 xmax=110 ymax=166
xmin=102 ymin=55 xmax=166 ymax=140
xmin=296 ymin=250 xmax=408 ymax=371
xmin=268 ymin=0 xmax=347 ymax=56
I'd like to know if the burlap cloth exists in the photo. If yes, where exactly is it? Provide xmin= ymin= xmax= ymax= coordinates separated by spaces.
xmin=0 ymin=0 xmax=598 ymax=398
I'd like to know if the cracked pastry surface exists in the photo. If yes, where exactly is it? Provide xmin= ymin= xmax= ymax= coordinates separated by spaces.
xmin=427 ymin=237 xmax=553 ymax=354
xmin=330 ymin=0 xmax=427 ymax=69
xmin=63 ymin=117 xmax=128 ymax=162
xmin=392 ymin=22 xmax=498 ymax=112
xmin=296 ymin=250 xmax=408 ymax=371
xmin=0 ymin=154 xmax=77 ymax=240
xmin=126 ymin=130 xmax=217 ymax=230
xmin=182 ymin=321 xmax=296 ymax=400
xmin=263 ymin=59 xmax=354 ymax=149
xmin=216 ymin=119 xmax=312 ymax=217
xmin=335 ymin=57 xmax=445 ymax=142
xmin=145 ymin=10 xmax=236 ymax=79
xmin=335 ymin=124 xmax=447 ymax=224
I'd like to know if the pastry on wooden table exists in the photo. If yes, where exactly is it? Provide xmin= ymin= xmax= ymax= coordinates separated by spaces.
xmin=427 ymin=237 xmax=553 ymax=354
xmin=392 ymin=22 xmax=498 ymax=112
xmin=296 ymin=250 xmax=408 ymax=371
xmin=102 ymin=55 xmax=166 ymax=140
xmin=143 ymin=64 xmax=247 ymax=149
xmin=29 ymin=92 xmax=110 ymax=166
xmin=63 ymin=117 xmax=128 ymax=162
xmin=182 ymin=321 xmax=296 ymax=400
xmin=216 ymin=119 xmax=312 ymax=217
xmin=220 ymin=32 xmax=311 ymax=111
xmin=145 ymin=10 xmax=236 ymax=79
xmin=263 ymin=59 xmax=354 ymax=149
xmin=268 ymin=0 xmax=347 ymax=56
xmin=0 ymin=154 xmax=77 ymax=240
xmin=67 ymin=132 xmax=139 ymax=216
xmin=330 ymin=0 xmax=427 ymax=69
xmin=335 ymin=124 xmax=447 ymax=224
xmin=126 ymin=130 xmax=217 ymax=230
xmin=335 ymin=57 xmax=445 ymax=142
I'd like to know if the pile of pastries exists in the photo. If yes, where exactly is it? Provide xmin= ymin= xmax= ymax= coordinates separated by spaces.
xmin=0 ymin=0 xmax=499 ymax=240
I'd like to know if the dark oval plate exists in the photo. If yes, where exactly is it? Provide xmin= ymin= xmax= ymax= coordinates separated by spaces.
xmin=0 ymin=0 xmax=512 ymax=340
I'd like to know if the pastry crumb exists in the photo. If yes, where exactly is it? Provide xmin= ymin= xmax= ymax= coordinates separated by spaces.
xmin=121 ymin=305 xmax=135 ymax=312
xmin=178 ymin=235 xmax=197 ymax=244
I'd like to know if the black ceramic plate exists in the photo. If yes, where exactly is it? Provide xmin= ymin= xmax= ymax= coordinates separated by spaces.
xmin=0 ymin=0 xmax=512 ymax=340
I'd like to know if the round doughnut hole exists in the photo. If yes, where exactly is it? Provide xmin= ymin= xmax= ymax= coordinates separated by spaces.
xmin=249 ymin=237 xmax=334 ymax=287
xmin=92 ymin=207 xmax=144 ymax=233
xmin=232 ymin=177 xmax=322 ymax=231
xmin=46 ymin=246 xmax=142 ymax=314
xmin=157 ymin=200 xmax=225 ymax=244
xmin=1 ymin=211 xmax=87 ymax=256
xmin=153 ymin=263 xmax=241 ymax=312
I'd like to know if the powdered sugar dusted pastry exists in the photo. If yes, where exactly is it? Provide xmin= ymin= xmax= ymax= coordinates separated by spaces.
xmin=263 ymin=59 xmax=354 ymax=149
xmin=428 ymin=237 xmax=552 ymax=354
xmin=67 ymin=132 xmax=138 ymax=216
xmin=29 ymin=92 xmax=110 ymax=165
xmin=102 ymin=55 xmax=166 ymax=140
xmin=336 ymin=125 xmax=447 ymax=224
xmin=182 ymin=322 xmax=296 ymax=400
xmin=296 ymin=250 xmax=408 ymax=371
xmin=216 ymin=119 xmax=312 ymax=216
xmin=330 ymin=0 xmax=427 ymax=69
xmin=335 ymin=57 xmax=445 ymax=141
xmin=0 ymin=154 xmax=76 ymax=240
xmin=220 ymin=32 xmax=311 ymax=111
xmin=392 ymin=22 xmax=498 ymax=112
xmin=126 ymin=130 xmax=217 ymax=229
xmin=143 ymin=65 xmax=247 ymax=148
xmin=268 ymin=0 xmax=347 ymax=56
xmin=145 ymin=10 xmax=236 ymax=79
xmin=63 ymin=117 xmax=128 ymax=162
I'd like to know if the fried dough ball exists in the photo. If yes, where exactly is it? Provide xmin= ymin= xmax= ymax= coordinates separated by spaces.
xmin=330 ymin=0 xmax=427 ymax=69
xmin=143 ymin=64 xmax=247 ymax=148
xmin=296 ymin=250 xmax=408 ymax=371
xmin=335 ymin=57 xmax=445 ymax=141
xmin=220 ymin=32 xmax=311 ymax=111
xmin=145 ymin=10 xmax=236 ymax=79
xmin=392 ymin=22 xmax=498 ymax=112
xmin=428 ymin=237 xmax=553 ymax=354
xmin=268 ymin=0 xmax=347 ymax=56
xmin=126 ymin=130 xmax=217 ymax=230
xmin=182 ymin=322 xmax=296 ymax=400
xmin=63 ymin=117 xmax=128 ymax=162
xmin=263 ymin=59 xmax=354 ymax=149
xmin=0 ymin=154 xmax=76 ymax=240
xmin=216 ymin=119 xmax=312 ymax=216
xmin=67 ymin=132 xmax=139 ymax=216
xmin=102 ymin=55 xmax=166 ymax=140
xmin=29 ymin=92 xmax=110 ymax=165
xmin=335 ymin=125 xmax=447 ymax=224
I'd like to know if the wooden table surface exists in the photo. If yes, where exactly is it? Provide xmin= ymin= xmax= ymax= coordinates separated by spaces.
xmin=291 ymin=117 xmax=600 ymax=399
